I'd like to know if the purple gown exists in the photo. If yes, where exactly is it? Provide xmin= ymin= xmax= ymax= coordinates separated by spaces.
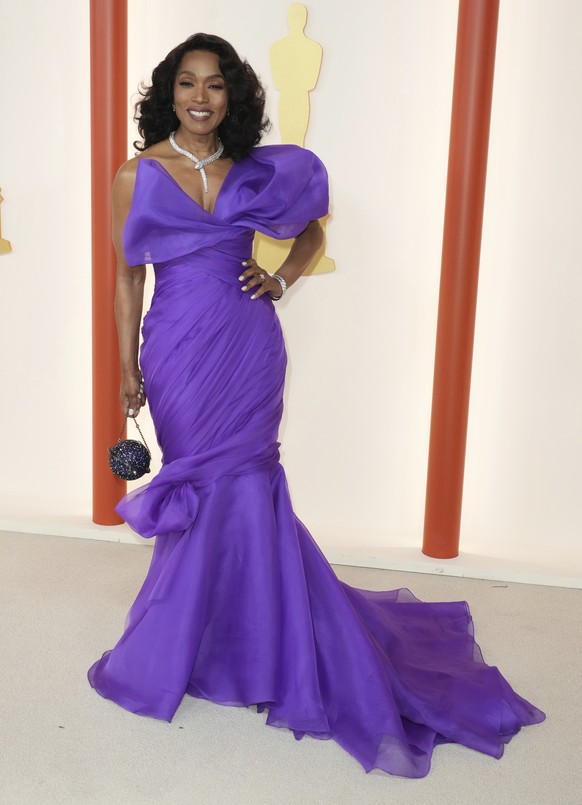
xmin=88 ymin=144 xmax=544 ymax=778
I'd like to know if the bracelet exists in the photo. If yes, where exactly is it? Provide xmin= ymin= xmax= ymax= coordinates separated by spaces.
xmin=270 ymin=273 xmax=287 ymax=301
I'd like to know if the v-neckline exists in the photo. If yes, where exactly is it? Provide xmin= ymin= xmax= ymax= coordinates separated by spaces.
xmin=141 ymin=157 xmax=240 ymax=217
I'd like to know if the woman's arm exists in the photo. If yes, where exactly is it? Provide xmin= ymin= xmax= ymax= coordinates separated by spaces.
xmin=112 ymin=160 xmax=147 ymax=416
xmin=239 ymin=219 xmax=324 ymax=300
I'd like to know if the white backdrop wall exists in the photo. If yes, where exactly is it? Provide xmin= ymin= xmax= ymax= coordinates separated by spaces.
xmin=0 ymin=0 xmax=92 ymax=513
xmin=0 ymin=0 xmax=580 ymax=572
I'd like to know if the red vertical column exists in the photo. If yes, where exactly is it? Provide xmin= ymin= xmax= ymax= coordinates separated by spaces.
xmin=91 ymin=0 xmax=128 ymax=524
xmin=423 ymin=0 xmax=500 ymax=558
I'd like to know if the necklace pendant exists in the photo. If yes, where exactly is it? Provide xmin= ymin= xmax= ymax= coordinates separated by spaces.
xmin=168 ymin=131 xmax=224 ymax=196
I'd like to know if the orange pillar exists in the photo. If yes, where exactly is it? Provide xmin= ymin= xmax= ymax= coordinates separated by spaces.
xmin=423 ymin=0 xmax=500 ymax=558
xmin=91 ymin=0 xmax=128 ymax=524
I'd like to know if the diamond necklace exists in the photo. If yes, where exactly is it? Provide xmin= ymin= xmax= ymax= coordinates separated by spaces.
xmin=168 ymin=131 xmax=224 ymax=193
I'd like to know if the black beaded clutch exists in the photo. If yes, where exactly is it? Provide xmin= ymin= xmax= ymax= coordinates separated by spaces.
xmin=108 ymin=414 xmax=152 ymax=481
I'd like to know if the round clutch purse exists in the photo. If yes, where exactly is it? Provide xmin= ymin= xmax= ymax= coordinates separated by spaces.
xmin=108 ymin=414 xmax=152 ymax=481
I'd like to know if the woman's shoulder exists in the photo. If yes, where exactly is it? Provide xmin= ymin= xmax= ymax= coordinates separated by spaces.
xmin=114 ymin=141 xmax=172 ymax=196
xmin=115 ymin=157 xmax=139 ymax=181
xmin=117 ymin=142 xmax=168 ymax=177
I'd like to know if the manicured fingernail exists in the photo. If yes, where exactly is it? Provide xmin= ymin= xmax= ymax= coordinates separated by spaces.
xmin=241 ymin=285 xmax=247 ymax=291
xmin=241 ymin=261 xmax=248 ymax=266
xmin=250 ymin=293 xmax=256 ymax=299
xmin=238 ymin=275 xmax=244 ymax=281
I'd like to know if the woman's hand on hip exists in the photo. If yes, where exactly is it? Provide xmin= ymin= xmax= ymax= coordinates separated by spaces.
xmin=239 ymin=259 xmax=282 ymax=300
xmin=120 ymin=371 xmax=146 ymax=417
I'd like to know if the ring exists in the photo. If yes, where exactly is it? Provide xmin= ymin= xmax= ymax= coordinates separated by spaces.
xmin=258 ymin=272 xmax=266 ymax=283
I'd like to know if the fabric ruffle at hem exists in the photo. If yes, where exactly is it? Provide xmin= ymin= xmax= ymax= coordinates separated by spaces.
xmin=88 ymin=463 xmax=545 ymax=779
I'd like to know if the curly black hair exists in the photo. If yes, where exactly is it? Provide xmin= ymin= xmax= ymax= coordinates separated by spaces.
xmin=133 ymin=33 xmax=270 ymax=160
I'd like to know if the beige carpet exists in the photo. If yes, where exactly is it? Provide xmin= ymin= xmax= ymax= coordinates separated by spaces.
xmin=0 ymin=530 xmax=580 ymax=805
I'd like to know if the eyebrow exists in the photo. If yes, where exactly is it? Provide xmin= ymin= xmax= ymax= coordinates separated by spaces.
xmin=177 ymin=71 xmax=224 ymax=79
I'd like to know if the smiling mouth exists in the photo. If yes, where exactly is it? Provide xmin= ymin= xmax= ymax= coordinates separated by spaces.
xmin=188 ymin=109 xmax=212 ymax=120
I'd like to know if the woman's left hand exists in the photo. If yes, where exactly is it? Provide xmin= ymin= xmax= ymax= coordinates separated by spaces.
xmin=239 ymin=259 xmax=281 ymax=300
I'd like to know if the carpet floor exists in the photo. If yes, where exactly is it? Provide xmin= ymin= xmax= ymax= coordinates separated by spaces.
xmin=0 ymin=530 xmax=579 ymax=805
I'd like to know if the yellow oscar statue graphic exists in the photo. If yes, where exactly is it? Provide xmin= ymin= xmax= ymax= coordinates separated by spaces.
xmin=0 ymin=188 xmax=12 ymax=254
xmin=254 ymin=3 xmax=335 ymax=276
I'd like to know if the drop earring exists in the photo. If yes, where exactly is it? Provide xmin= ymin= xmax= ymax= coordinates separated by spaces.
xmin=172 ymin=103 xmax=176 ymax=112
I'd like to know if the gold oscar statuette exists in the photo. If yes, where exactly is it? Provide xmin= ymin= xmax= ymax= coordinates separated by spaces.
xmin=254 ymin=3 xmax=335 ymax=276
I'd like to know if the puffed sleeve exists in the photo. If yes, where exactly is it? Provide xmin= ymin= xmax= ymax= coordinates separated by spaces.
xmin=226 ymin=144 xmax=329 ymax=239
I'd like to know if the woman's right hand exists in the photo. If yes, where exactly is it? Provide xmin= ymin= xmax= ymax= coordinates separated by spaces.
xmin=120 ymin=371 xmax=146 ymax=417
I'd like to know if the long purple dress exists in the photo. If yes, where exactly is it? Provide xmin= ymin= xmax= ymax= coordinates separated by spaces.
xmin=88 ymin=144 xmax=544 ymax=778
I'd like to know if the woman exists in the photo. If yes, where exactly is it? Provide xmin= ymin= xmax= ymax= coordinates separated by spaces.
xmin=88 ymin=33 xmax=544 ymax=778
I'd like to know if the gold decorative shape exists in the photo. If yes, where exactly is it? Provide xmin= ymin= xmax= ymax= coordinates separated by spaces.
xmin=0 ymin=189 xmax=12 ymax=254
xmin=270 ymin=2 xmax=322 ymax=148
xmin=254 ymin=3 xmax=335 ymax=277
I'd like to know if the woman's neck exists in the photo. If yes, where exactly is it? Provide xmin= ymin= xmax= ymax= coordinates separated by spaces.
xmin=173 ymin=127 xmax=219 ymax=159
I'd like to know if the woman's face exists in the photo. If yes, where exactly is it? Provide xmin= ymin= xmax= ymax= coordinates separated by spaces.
xmin=173 ymin=50 xmax=229 ymax=138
